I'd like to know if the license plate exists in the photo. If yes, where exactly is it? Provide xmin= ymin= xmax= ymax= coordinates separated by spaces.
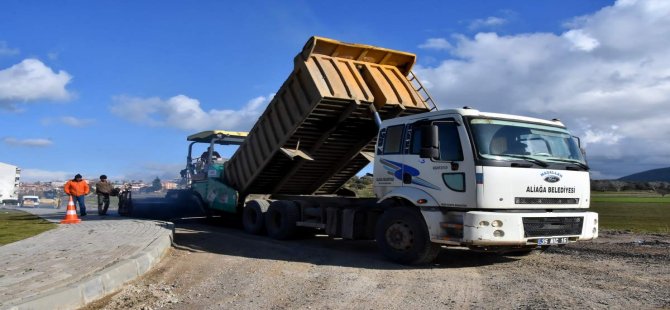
xmin=537 ymin=237 xmax=568 ymax=245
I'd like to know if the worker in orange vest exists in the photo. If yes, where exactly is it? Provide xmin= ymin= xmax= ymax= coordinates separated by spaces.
xmin=64 ymin=174 xmax=90 ymax=216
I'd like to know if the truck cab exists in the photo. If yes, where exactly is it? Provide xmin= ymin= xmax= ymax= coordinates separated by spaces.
xmin=374 ymin=108 xmax=598 ymax=252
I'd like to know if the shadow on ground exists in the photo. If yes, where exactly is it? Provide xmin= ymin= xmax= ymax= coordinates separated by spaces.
xmin=79 ymin=195 xmax=522 ymax=270
xmin=169 ymin=217 xmax=520 ymax=270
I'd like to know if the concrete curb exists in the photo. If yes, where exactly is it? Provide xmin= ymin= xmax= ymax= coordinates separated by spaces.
xmin=6 ymin=222 xmax=174 ymax=310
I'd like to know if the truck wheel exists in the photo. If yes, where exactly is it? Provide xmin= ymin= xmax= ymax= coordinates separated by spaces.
xmin=243 ymin=200 xmax=270 ymax=235
xmin=265 ymin=200 xmax=300 ymax=240
xmin=375 ymin=207 xmax=440 ymax=265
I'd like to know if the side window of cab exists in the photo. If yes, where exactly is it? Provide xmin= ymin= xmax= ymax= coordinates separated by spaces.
xmin=410 ymin=120 xmax=463 ymax=161
xmin=436 ymin=121 xmax=463 ymax=161
xmin=381 ymin=125 xmax=405 ymax=154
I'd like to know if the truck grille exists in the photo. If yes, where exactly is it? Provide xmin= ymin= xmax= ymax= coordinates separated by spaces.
xmin=523 ymin=217 xmax=583 ymax=237
xmin=515 ymin=197 xmax=579 ymax=204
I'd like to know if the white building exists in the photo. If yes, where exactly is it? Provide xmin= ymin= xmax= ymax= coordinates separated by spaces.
xmin=0 ymin=162 xmax=21 ymax=203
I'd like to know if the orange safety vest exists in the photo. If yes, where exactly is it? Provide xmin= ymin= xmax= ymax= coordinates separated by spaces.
xmin=64 ymin=179 xmax=90 ymax=196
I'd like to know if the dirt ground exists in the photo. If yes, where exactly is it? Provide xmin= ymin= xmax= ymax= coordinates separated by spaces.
xmin=83 ymin=219 xmax=670 ymax=309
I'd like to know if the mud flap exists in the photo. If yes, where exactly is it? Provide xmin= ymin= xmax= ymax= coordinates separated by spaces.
xmin=326 ymin=207 xmax=341 ymax=236
xmin=342 ymin=209 xmax=380 ymax=240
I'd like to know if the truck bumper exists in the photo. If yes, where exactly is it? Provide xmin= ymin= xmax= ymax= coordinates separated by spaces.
xmin=457 ymin=211 xmax=598 ymax=246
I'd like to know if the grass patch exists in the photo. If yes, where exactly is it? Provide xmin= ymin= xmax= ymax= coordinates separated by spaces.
xmin=592 ymin=191 xmax=670 ymax=203
xmin=593 ymin=196 xmax=670 ymax=203
xmin=0 ymin=209 xmax=57 ymax=246
xmin=590 ymin=192 xmax=670 ymax=233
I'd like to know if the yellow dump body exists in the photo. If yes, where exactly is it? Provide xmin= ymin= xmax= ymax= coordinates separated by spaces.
xmin=224 ymin=36 xmax=431 ymax=196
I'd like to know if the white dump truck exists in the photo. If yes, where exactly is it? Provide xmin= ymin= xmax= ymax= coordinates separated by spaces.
xmin=150 ymin=36 xmax=597 ymax=264
xmin=370 ymin=108 xmax=597 ymax=263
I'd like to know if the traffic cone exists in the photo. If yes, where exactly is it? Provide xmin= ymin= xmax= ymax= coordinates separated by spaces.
xmin=61 ymin=196 xmax=81 ymax=224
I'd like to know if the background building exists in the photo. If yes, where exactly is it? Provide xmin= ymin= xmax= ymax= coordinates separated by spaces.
xmin=0 ymin=162 xmax=21 ymax=203
xmin=162 ymin=181 xmax=178 ymax=190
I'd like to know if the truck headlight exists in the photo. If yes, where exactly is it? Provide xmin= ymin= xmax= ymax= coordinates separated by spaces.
xmin=493 ymin=230 xmax=505 ymax=237
xmin=492 ymin=220 xmax=503 ymax=227
xmin=479 ymin=221 xmax=490 ymax=227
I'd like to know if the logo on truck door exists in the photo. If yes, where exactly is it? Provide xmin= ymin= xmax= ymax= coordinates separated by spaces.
xmin=379 ymin=159 xmax=441 ymax=190
xmin=541 ymin=170 xmax=562 ymax=183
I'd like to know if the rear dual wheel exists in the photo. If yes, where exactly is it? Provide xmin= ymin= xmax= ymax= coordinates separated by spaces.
xmin=242 ymin=200 xmax=270 ymax=235
xmin=264 ymin=200 xmax=300 ymax=240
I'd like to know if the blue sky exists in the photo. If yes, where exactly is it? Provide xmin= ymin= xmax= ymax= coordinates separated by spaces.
xmin=1 ymin=0 xmax=668 ymax=182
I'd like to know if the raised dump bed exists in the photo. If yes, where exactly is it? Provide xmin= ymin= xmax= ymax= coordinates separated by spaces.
xmin=224 ymin=36 xmax=432 ymax=196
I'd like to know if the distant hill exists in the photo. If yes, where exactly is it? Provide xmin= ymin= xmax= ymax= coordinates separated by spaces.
xmin=619 ymin=167 xmax=670 ymax=182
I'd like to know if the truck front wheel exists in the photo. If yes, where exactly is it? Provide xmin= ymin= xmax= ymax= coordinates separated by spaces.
xmin=375 ymin=207 xmax=440 ymax=265
xmin=242 ymin=200 xmax=270 ymax=235
xmin=265 ymin=200 xmax=300 ymax=240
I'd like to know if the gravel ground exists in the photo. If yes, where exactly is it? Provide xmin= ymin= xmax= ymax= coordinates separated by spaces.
xmin=82 ymin=219 xmax=670 ymax=310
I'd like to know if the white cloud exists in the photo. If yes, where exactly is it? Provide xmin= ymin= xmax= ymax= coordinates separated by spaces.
xmin=469 ymin=16 xmax=508 ymax=30
xmin=60 ymin=116 xmax=95 ymax=127
xmin=416 ymin=0 xmax=670 ymax=178
xmin=20 ymin=168 xmax=71 ymax=182
xmin=582 ymin=129 xmax=622 ymax=146
xmin=418 ymin=38 xmax=452 ymax=51
xmin=110 ymin=94 xmax=272 ymax=131
xmin=3 ymin=137 xmax=53 ymax=147
xmin=563 ymin=29 xmax=600 ymax=51
xmin=40 ymin=116 xmax=95 ymax=127
xmin=0 ymin=59 xmax=73 ymax=109
xmin=0 ymin=41 xmax=19 ymax=56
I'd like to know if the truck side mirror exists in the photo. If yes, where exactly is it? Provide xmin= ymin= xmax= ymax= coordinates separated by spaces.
xmin=420 ymin=124 xmax=439 ymax=160
xmin=573 ymin=135 xmax=587 ymax=158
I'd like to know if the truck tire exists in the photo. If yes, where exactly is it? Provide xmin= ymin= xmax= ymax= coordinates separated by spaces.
xmin=243 ymin=200 xmax=270 ymax=235
xmin=265 ymin=200 xmax=300 ymax=240
xmin=375 ymin=207 xmax=440 ymax=265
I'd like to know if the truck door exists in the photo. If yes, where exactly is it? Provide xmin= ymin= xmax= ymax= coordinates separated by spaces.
xmin=374 ymin=124 xmax=407 ymax=195
xmin=407 ymin=116 xmax=476 ymax=208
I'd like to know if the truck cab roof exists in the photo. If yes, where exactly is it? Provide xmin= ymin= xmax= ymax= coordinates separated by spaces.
xmin=381 ymin=108 xmax=566 ymax=128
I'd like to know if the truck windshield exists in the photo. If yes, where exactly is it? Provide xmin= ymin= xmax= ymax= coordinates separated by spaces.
xmin=469 ymin=118 xmax=586 ymax=165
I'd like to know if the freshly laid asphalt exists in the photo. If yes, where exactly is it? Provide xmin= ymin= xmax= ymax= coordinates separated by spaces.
xmin=0 ymin=206 xmax=174 ymax=310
